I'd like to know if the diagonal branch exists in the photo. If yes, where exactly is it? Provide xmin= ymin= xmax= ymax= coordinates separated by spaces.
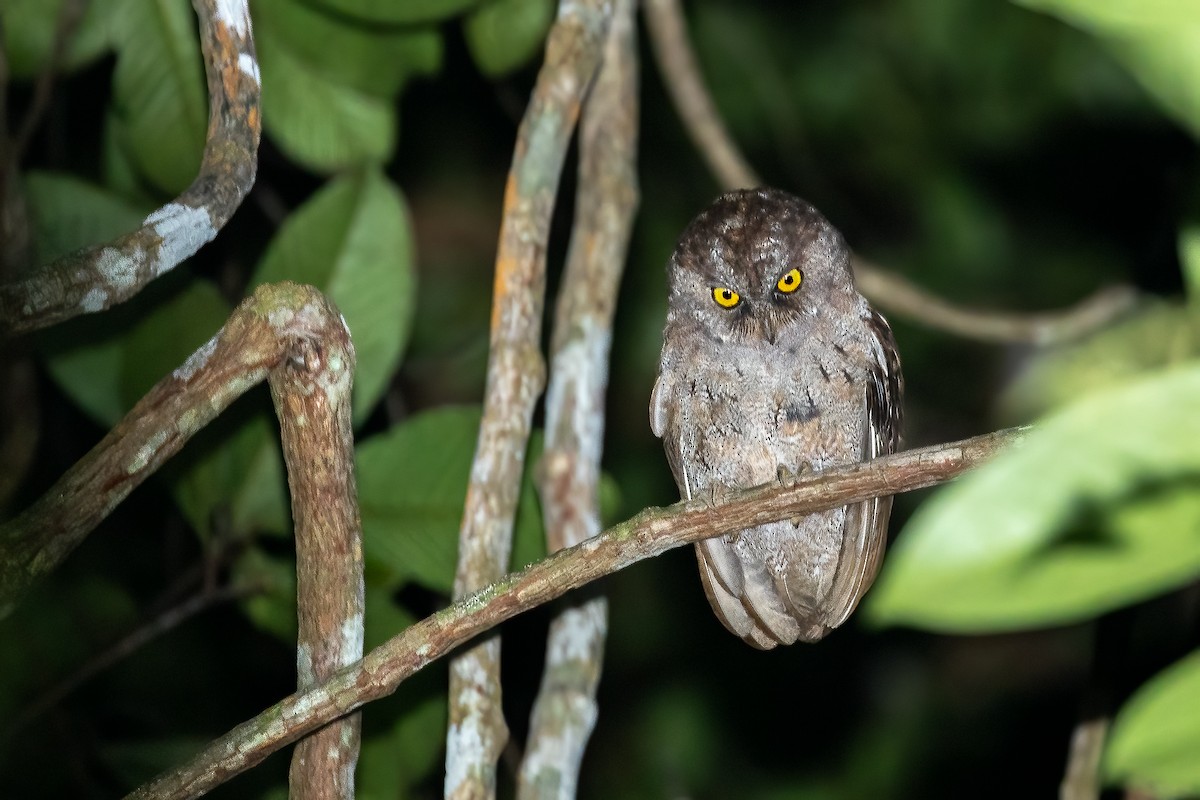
xmin=0 ymin=0 xmax=261 ymax=336
xmin=126 ymin=426 xmax=1024 ymax=800
xmin=518 ymin=0 xmax=638 ymax=796
xmin=641 ymin=0 xmax=1136 ymax=345
xmin=0 ymin=282 xmax=345 ymax=620
xmin=445 ymin=1 xmax=614 ymax=798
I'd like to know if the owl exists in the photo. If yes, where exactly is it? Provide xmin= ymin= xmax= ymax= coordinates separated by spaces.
xmin=650 ymin=188 xmax=903 ymax=648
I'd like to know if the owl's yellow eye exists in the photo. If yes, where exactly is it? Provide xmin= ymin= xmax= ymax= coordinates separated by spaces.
xmin=712 ymin=287 xmax=741 ymax=308
xmin=776 ymin=268 xmax=803 ymax=294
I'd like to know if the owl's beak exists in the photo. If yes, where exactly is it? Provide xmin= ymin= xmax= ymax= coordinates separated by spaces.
xmin=760 ymin=315 xmax=779 ymax=345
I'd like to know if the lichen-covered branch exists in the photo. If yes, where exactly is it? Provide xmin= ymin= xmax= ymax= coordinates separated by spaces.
xmin=0 ymin=282 xmax=339 ymax=620
xmin=445 ymin=2 xmax=613 ymax=798
xmin=266 ymin=293 xmax=363 ymax=799
xmin=518 ymin=0 xmax=638 ymax=795
xmin=126 ymin=426 xmax=1025 ymax=800
xmin=641 ymin=0 xmax=1135 ymax=345
xmin=0 ymin=0 xmax=261 ymax=336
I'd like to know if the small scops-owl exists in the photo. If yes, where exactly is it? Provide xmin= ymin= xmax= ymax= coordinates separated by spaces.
xmin=651 ymin=188 xmax=903 ymax=648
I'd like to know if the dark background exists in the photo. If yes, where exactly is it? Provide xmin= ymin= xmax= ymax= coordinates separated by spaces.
xmin=3 ymin=0 xmax=1197 ymax=797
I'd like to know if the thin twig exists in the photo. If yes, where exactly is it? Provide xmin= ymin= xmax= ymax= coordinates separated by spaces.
xmin=3 ymin=581 xmax=259 ymax=741
xmin=445 ymin=1 xmax=613 ymax=798
xmin=0 ymin=282 xmax=346 ymax=620
xmin=1061 ymin=717 xmax=1109 ymax=800
xmin=125 ymin=426 xmax=1025 ymax=800
xmin=9 ymin=0 xmax=89 ymax=166
xmin=267 ymin=289 xmax=364 ymax=799
xmin=0 ymin=0 xmax=261 ymax=336
xmin=641 ymin=0 xmax=1136 ymax=345
xmin=518 ymin=0 xmax=638 ymax=796
xmin=1060 ymin=610 xmax=1130 ymax=800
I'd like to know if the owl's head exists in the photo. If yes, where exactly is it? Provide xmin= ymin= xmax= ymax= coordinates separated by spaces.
xmin=667 ymin=188 xmax=858 ymax=344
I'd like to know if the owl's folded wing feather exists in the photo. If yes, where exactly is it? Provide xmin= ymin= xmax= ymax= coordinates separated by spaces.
xmin=650 ymin=371 xmax=693 ymax=501
xmin=820 ymin=308 xmax=904 ymax=629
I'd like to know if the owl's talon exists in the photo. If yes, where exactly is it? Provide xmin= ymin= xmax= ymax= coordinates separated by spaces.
xmin=775 ymin=463 xmax=813 ymax=487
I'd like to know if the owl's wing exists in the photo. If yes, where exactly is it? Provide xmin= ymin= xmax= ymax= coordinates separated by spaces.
xmin=650 ymin=371 xmax=694 ymax=501
xmin=655 ymin=368 xmax=785 ymax=647
xmin=821 ymin=308 xmax=904 ymax=629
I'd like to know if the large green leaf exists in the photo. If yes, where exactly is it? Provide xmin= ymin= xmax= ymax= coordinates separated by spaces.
xmin=1106 ymin=650 xmax=1200 ymax=797
xmin=254 ymin=6 xmax=395 ymax=171
xmin=867 ymin=364 xmax=1200 ymax=632
xmin=1000 ymin=302 xmax=1200 ymax=421
xmin=358 ymin=692 xmax=447 ymax=800
xmin=23 ymin=170 xmax=148 ymax=266
xmin=109 ymin=0 xmax=207 ymax=194
xmin=252 ymin=0 xmax=441 ymax=98
xmin=1013 ymin=0 xmax=1200 ymax=139
xmin=3 ymin=0 xmax=117 ymax=78
xmin=356 ymin=407 xmax=547 ymax=593
xmin=250 ymin=170 xmax=416 ymax=424
xmin=26 ymin=173 xmax=149 ymax=423
xmin=303 ymin=0 xmax=481 ymax=25
xmin=463 ymin=0 xmax=553 ymax=78
xmin=1181 ymin=225 xmax=1200 ymax=301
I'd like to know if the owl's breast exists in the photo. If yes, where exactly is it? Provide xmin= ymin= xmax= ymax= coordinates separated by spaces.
xmin=668 ymin=337 xmax=867 ymax=493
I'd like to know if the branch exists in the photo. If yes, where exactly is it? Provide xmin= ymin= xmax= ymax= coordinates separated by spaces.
xmin=266 ymin=290 xmax=363 ymax=798
xmin=641 ymin=0 xmax=760 ymax=192
xmin=853 ymin=258 xmax=1139 ymax=346
xmin=0 ymin=282 xmax=346 ymax=620
xmin=519 ymin=0 xmax=638 ymax=795
xmin=641 ymin=0 xmax=1136 ymax=345
xmin=126 ymin=426 xmax=1024 ymax=800
xmin=445 ymin=1 xmax=613 ymax=797
xmin=0 ymin=0 xmax=261 ymax=336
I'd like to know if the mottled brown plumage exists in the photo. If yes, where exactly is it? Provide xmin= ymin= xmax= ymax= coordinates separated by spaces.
xmin=651 ymin=188 xmax=903 ymax=648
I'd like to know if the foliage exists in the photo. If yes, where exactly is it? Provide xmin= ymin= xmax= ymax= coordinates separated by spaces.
xmin=3 ymin=0 xmax=1200 ymax=797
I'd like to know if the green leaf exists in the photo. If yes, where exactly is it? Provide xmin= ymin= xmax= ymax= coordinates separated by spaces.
xmin=867 ymin=364 xmax=1200 ymax=633
xmin=234 ymin=547 xmax=298 ymax=642
xmin=252 ymin=0 xmax=442 ymax=98
xmin=0 ymin=573 xmax=137 ymax=720
xmin=25 ymin=173 xmax=149 ymax=423
xmin=109 ymin=0 xmax=207 ymax=194
xmin=23 ymin=170 xmax=148 ymax=266
xmin=364 ymin=585 xmax=416 ymax=652
xmin=464 ymin=0 xmax=554 ymax=78
xmin=303 ymin=0 xmax=481 ymax=25
xmin=116 ymin=279 xmax=229 ymax=405
xmin=1181 ymin=226 xmax=1200 ymax=301
xmin=255 ymin=11 xmax=396 ymax=171
xmin=2 ymin=0 xmax=117 ymax=78
xmin=1013 ymin=0 xmax=1200 ymax=139
xmin=1106 ymin=650 xmax=1200 ymax=797
xmin=251 ymin=170 xmax=416 ymax=424
xmin=357 ymin=407 xmax=546 ymax=593
xmin=1000 ymin=302 xmax=1200 ymax=421
xmin=358 ymin=692 xmax=447 ymax=799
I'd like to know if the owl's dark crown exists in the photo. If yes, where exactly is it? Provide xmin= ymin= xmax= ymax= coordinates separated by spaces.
xmin=668 ymin=188 xmax=856 ymax=344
